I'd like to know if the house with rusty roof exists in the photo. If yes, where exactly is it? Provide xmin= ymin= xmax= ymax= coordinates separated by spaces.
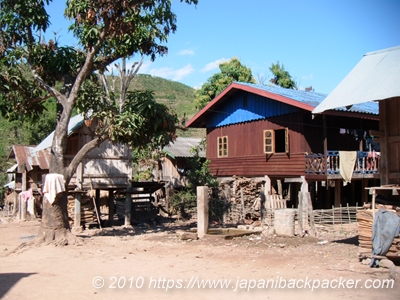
xmin=186 ymin=81 xmax=380 ymax=209
xmin=7 ymin=114 xmax=133 ymax=226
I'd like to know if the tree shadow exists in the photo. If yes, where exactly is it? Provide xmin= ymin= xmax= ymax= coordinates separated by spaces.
xmin=78 ymin=215 xmax=198 ymax=238
xmin=0 ymin=272 xmax=37 ymax=298
xmin=331 ymin=235 xmax=359 ymax=246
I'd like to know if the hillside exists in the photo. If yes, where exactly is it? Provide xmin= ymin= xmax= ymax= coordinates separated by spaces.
xmin=129 ymin=74 xmax=205 ymax=138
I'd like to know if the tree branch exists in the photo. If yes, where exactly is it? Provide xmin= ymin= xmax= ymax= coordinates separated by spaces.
xmin=31 ymin=68 xmax=67 ymax=105
xmin=64 ymin=135 xmax=108 ymax=183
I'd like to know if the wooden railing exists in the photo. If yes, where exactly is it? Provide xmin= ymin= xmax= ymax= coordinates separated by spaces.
xmin=305 ymin=151 xmax=380 ymax=175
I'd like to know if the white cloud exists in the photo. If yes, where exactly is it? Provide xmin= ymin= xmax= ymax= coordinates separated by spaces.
xmin=148 ymin=64 xmax=195 ymax=81
xmin=301 ymin=74 xmax=314 ymax=81
xmin=201 ymin=58 xmax=229 ymax=73
xmin=178 ymin=49 xmax=195 ymax=56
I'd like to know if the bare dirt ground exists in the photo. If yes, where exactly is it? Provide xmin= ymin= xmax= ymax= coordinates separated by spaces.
xmin=1 ymin=218 xmax=399 ymax=300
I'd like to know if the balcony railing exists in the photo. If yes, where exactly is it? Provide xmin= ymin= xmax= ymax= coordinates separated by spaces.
xmin=305 ymin=151 xmax=380 ymax=175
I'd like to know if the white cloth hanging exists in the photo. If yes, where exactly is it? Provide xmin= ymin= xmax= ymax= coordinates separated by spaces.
xmin=43 ymin=174 xmax=65 ymax=204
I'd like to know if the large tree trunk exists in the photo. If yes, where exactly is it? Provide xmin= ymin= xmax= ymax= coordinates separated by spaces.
xmin=37 ymin=191 xmax=76 ymax=245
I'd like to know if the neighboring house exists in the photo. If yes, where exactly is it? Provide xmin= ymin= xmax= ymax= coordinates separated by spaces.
xmin=313 ymin=45 xmax=400 ymax=186
xmin=7 ymin=114 xmax=133 ymax=226
xmin=7 ymin=145 xmax=50 ymax=193
xmin=186 ymin=82 xmax=380 ymax=208
xmin=161 ymin=137 xmax=205 ymax=188
xmin=34 ymin=114 xmax=132 ymax=191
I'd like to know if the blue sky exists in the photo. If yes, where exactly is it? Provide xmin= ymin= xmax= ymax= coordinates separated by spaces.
xmin=47 ymin=0 xmax=400 ymax=94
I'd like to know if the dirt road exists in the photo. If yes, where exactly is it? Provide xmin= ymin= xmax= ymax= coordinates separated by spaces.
xmin=1 ymin=219 xmax=399 ymax=300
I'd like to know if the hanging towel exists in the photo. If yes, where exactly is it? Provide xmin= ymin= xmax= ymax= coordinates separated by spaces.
xmin=339 ymin=151 xmax=357 ymax=186
xmin=42 ymin=174 xmax=65 ymax=204
xmin=20 ymin=189 xmax=33 ymax=202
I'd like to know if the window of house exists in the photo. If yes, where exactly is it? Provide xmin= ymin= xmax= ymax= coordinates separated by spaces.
xmin=218 ymin=136 xmax=228 ymax=157
xmin=264 ymin=128 xmax=289 ymax=154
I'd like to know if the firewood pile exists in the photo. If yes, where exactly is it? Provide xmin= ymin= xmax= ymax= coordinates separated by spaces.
xmin=67 ymin=194 xmax=98 ymax=227
xmin=218 ymin=176 xmax=267 ymax=224
xmin=357 ymin=204 xmax=400 ymax=257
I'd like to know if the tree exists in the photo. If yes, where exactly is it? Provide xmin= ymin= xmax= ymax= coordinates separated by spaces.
xmin=0 ymin=0 xmax=198 ymax=244
xmin=194 ymin=57 xmax=255 ymax=110
xmin=269 ymin=61 xmax=297 ymax=89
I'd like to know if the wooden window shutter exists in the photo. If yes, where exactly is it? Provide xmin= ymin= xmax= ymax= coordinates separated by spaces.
xmin=285 ymin=128 xmax=289 ymax=153
xmin=223 ymin=136 xmax=228 ymax=156
xmin=264 ymin=130 xmax=274 ymax=153
xmin=218 ymin=136 xmax=228 ymax=157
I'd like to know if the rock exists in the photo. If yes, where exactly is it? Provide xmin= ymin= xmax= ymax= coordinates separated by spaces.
xmin=176 ymin=231 xmax=198 ymax=241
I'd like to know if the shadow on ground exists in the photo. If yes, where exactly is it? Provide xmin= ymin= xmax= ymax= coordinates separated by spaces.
xmin=0 ymin=273 xmax=37 ymax=298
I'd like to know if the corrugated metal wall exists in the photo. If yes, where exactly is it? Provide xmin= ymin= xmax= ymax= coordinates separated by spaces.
xmin=207 ymin=111 xmax=309 ymax=158
xmin=206 ymin=91 xmax=299 ymax=128
xmin=206 ymin=112 xmax=309 ymax=177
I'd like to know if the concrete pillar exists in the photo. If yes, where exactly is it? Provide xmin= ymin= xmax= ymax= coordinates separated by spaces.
xmin=124 ymin=191 xmax=132 ymax=227
xmin=197 ymin=186 xmax=209 ymax=238
xmin=74 ymin=193 xmax=82 ymax=231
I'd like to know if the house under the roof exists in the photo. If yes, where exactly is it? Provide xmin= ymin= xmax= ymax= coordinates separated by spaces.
xmin=187 ymin=82 xmax=380 ymax=208
xmin=313 ymin=45 xmax=400 ymax=186
xmin=160 ymin=137 xmax=205 ymax=188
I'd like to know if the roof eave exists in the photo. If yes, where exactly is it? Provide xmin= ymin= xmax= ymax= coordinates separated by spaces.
xmin=186 ymin=82 xmax=315 ymax=128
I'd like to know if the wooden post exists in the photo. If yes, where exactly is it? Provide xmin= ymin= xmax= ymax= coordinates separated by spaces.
xmin=240 ymin=187 xmax=245 ymax=222
xmin=260 ymin=190 xmax=266 ymax=226
xmin=306 ymin=192 xmax=316 ymax=236
xmin=379 ymin=100 xmax=388 ymax=185
xmin=334 ymin=179 xmax=341 ymax=207
xmin=20 ymin=169 xmax=27 ymax=221
xmin=223 ymin=185 xmax=230 ymax=224
xmin=108 ymin=189 xmax=114 ymax=225
xmin=197 ymin=186 xmax=209 ymax=238
xmin=95 ymin=189 xmax=101 ymax=221
xmin=124 ymin=189 xmax=132 ymax=227
xmin=277 ymin=179 xmax=283 ymax=197
xmin=298 ymin=191 xmax=303 ymax=234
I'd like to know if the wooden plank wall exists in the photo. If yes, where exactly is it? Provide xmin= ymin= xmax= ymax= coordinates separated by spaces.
xmin=383 ymin=97 xmax=400 ymax=184
xmin=208 ymin=153 xmax=306 ymax=177
xmin=207 ymin=111 xmax=311 ymax=158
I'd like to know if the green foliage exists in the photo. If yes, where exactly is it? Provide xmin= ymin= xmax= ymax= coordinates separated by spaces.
xmin=0 ymin=0 xmax=199 ymax=182
xmin=269 ymin=61 xmax=297 ymax=89
xmin=185 ymin=140 xmax=218 ymax=193
xmin=169 ymin=140 xmax=218 ymax=216
xmin=169 ymin=190 xmax=197 ymax=216
xmin=194 ymin=57 xmax=256 ymax=110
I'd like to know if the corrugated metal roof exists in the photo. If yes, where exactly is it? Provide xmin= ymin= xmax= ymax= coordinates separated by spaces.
xmin=313 ymin=45 xmax=400 ymax=114
xmin=163 ymin=137 xmax=205 ymax=158
xmin=35 ymin=114 xmax=84 ymax=152
xmin=9 ymin=145 xmax=50 ymax=172
xmin=187 ymin=82 xmax=378 ymax=128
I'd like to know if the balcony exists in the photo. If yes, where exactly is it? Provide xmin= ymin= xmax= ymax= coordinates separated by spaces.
xmin=305 ymin=151 xmax=380 ymax=177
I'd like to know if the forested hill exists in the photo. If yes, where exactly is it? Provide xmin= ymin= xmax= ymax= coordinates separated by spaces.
xmin=131 ymin=74 xmax=197 ymax=117
xmin=129 ymin=74 xmax=204 ymax=138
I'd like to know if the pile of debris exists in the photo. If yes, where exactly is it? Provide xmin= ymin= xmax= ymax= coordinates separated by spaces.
xmin=67 ymin=194 xmax=98 ymax=228
xmin=357 ymin=203 xmax=400 ymax=258
xmin=217 ymin=176 xmax=266 ymax=224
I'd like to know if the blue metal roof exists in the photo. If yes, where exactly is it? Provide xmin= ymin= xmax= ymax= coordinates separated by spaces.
xmin=238 ymin=82 xmax=379 ymax=115
xmin=206 ymin=90 xmax=300 ymax=127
